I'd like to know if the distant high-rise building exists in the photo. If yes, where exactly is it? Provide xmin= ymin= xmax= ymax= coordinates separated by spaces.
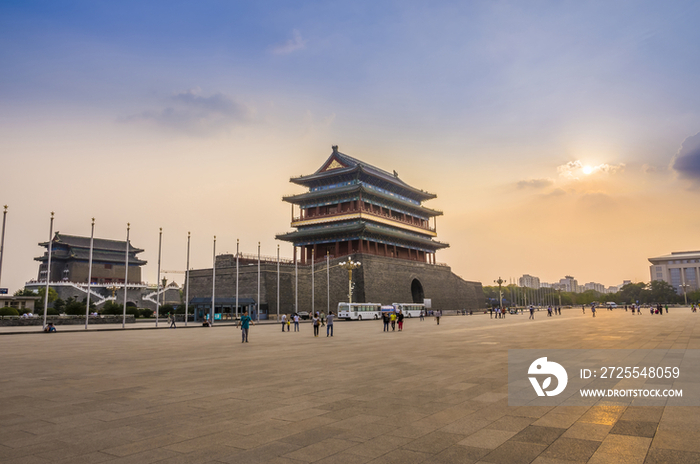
xmin=519 ymin=274 xmax=540 ymax=289
xmin=648 ymin=251 xmax=700 ymax=294
xmin=584 ymin=282 xmax=605 ymax=293
xmin=558 ymin=275 xmax=579 ymax=293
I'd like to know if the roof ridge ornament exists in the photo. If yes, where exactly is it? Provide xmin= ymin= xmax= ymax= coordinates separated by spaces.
xmin=332 ymin=145 xmax=338 ymax=153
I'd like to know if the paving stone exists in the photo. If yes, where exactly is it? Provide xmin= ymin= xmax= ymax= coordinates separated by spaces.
xmin=609 ymin=420 xmax=658 ymax=438
xmin=481 ymin=441 xmax=548 ymax=464
xmin=510 ymin=426 xmax=567 ymax=446
xmin=2 ymin=310 xmax=700 ymax=464
xmin=539 ymin=437 xmax=600 ymax=462
xmin=644 ymin=447 xmax=700 ymax=464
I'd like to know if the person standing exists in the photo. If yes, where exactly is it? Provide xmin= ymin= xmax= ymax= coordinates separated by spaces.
xmin=321 ymin=311 xmax=326 ymax=327
xmin=435 ymin=309 xmax=441 ymax=325
xmin=326 ymin=311 xmax=334 ymax=337
xmin=419 ymin=309 xmax=424 ymax=321
xmin=397 ymin=310 xmax=404 ymax=331
xmin=240 ymin=310 xmax=253 ymax=343
xmin=312 ymin=313 xmax=320 ymax=337
xmin=591 ymin=304 xmax=596 ymax=318
xmin=390 ymin=311 xmax=397 ymax=331
xmin=281 ymin=313 xmax=287 ymax=332
xmin=382 ymin=311 xmax=390 ymax=332
xmin=293 ymin=313 xmax=300 ymax=332
xmin=529 ymin=305 xmax=535 ymax=320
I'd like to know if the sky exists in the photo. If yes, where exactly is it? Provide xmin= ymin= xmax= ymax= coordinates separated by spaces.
xmin=1 ymin=1 xmax=700 ymax=293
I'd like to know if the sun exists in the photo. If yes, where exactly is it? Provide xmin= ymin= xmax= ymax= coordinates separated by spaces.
xmin=582 ymin=165 xmax=593 ymax=175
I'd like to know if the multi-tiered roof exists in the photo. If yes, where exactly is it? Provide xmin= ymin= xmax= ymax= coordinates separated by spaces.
xmin=276 ymin=146 xmax=447 ymax=264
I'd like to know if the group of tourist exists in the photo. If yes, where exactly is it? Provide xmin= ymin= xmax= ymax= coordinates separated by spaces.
xmin=382 ymin=310 xmax=405 ymax=331
xmin=279 ymin=311 xmax=334 ymax=337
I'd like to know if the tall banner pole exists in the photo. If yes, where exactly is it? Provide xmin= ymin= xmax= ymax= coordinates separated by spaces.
xmin=326 ymin=251 xmax=330 ymax=315
xmin=257 ymin=242 xmax=260 ymax=322
xmin=85 ymin=218 xmax=95 ymax=329
xmin=185 ymin=232 xmax=190 ymax=327
xmin=156 ymin=228 xmax=162 ymax=327
xmin=211 ymin=236 xmax=216 ymax=324
xmin=122 ymin=223 xmax=130 ymax=328
xmin=235 ymin=239 xmax=239 ymax=320
xmin=43 ymin=212 xmax=54 ymax=330
xmin=0 ymin=205 xmax=7 ymax=288
xmin=294 ymin=246 xmax=298 ymax=315
xmin=311 ymin=248 xmax=315 ymax=316
xmin=276 ymin=244 xmax=280 ymax=322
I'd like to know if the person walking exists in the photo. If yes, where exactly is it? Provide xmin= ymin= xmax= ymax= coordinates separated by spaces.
xmin=529 ymin=305 xmax=535 ymax=320
xmin=382 ymin=311 xmax=390 ymax=332
xmin=390 ymin=311 xmax=397 ymax=331
xmin=326 ymin=311 xmax=334 ymax=337
xmin=240 ymin=310 xmax=254 ymax=343
xmin=397 ymin=310 xmax=404 ymax=331
xmin=321 ymin=311 xmax=326 ymax=327
xmin=293 ymin=313 xmax=300 ymax=332
xmin=281 ymin=313 xmax=287 ymax=332
xmin=168 ymin=312 xmax=176 ymax=328
xmin=435 ymin=309 xmax=441 ymax=325
xmin=419 ymin=309 xmax=425 ymax=321
xmin=312 ymin=313 xmax=320 ymax=337
xmin=547 ymin=306 xmax=552 ymax=317
xmin=591 ymin=304 xmax=596 ymax=318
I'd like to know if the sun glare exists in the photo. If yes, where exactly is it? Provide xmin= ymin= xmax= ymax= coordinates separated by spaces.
xmin=582 ymin=165 xmax=593 ymax=175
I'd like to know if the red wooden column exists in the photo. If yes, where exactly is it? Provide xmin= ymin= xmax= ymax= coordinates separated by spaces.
xmin=359 ymin=239 xmax=364 ymax=253
xmin=313 ymin=244 xmax=318 ymax=261
xmin=301 ymin=246 xmax=306 ymax=264
xmin=384 ymin=243 xmax=388 ymax=256
xmin=335 ymin=241 xmax=340 ymax=257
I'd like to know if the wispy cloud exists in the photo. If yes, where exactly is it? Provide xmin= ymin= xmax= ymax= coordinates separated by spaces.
xmin=557 ymin=160 xmax=583 ymax=179
xmin=516 ymin=178 xmax=554 ymax=189
xmin=557 ymin=160 xmax=624 ymax=180
xmin=271 ymin=30 xmax=307 ymax=55
xmin=124 ymin=88 xmax=251 ymax=135
xmin=672 ymin=131 xmax=700 ymax=184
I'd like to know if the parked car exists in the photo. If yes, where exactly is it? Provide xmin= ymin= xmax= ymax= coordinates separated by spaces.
xmin=297 ymin=311 xmax=310 ymax=320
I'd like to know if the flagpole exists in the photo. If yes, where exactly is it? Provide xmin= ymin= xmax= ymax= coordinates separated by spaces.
xmin=257 ymin=241 xmax=260 ymax=322
xmin=212 ymin=235 xmax=216 ymax=324
xmin=327 ymin=251 xmax=330 ymax=315
xmin=277 ymin=244 xmax=280 ymax=322
xmin=85 ymin=218 xmax=95 ymax=329
xmin=312 ymin=248 xmax=315 ymax=316
xmin=156 ymin=228 xmax=162 ymax=327
xmin=235 ymin=239 xmax=239 ymax=320
xmin=185 ymin=231 xmax=190 ymax=327
xmin=43 ymin=212 xmax=54 ymax=330
xmin=0 ymin=205 xmax=7 ymax=288
xmin=294 ymin=246 xmax=298 ymax=315
xmin=122 ymin=223 xmax=130 ymax=328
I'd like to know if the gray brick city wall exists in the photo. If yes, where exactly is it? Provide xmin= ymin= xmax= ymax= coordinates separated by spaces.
xmin=187 ymin=253 xmax=483 ymax=314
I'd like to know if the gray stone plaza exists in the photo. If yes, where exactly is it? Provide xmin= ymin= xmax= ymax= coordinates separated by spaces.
xmin=1 ymin=308 xmax=699 ymax=463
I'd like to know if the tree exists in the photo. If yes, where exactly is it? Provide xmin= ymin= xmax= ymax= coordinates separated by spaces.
xmin=63 ymin=297 xmax=85 ymax=316
xmin=52 ymin=298 xmax=65 ymax=313
xmin=618 ymin=282 xmax=647 ymax=304
xmin=101 ymin=301 xmax=122 ymax=315
xmin=14 ymin=288 xmax=36 ymax=297
xmin=37 ymin=287 xmax=58 ymax=304
xmin=648 ymin=280 xmax=679 ymax=304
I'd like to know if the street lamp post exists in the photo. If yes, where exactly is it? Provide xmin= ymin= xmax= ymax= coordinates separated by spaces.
xmin=494 ymin=277 xmax=505 ymax=310
xmin=339 ymin=258 xmax=361 ymax=304
xmin=679 ymin=282 xmax=690 ymax=306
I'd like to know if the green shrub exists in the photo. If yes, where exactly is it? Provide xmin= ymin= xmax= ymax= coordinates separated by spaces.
xmin=101 ymin=301 xmax=122 ymax=315
xmin=46 ymin=308 xmax=59 ymax=316
xmin=140 ymin=308 xmax=153 ymax=318
xmin=0 ymin=307 xmax=19 ymax=316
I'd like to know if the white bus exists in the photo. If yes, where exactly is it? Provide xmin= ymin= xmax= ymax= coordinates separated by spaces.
xmin=391 ymin=303 xmax=425 ymax=317
xmin=338 ymin=302 xmax=382 ymax=320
